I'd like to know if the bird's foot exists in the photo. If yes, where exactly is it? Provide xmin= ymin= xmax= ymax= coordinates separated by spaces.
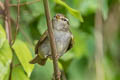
xmin=55 ymin=54 xmax=60 ymax=60
xmin=52 ymin=71 xmax=61 ymax=80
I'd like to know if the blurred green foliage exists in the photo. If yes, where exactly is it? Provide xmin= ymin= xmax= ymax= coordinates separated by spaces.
xmin=0 ymin=25 xmax=12 ymax=80
xmin=12 ymin=40 xmax=34 ymax=77
xmin=0 ymin=0 xmax=120 ymax=80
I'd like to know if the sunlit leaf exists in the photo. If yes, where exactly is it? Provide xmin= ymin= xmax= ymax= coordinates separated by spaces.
xmin=0 ymin=24 xmax=6 ymax=48
xmin=12 ymin=66 xmax=29 ymax=80
xmin=12 ymin=40 xmax=34 ymax=77
xmin=54 ymin=0 xmax=83 ymax=22
xmin=0 ymin=41 xmax=12 ymax=80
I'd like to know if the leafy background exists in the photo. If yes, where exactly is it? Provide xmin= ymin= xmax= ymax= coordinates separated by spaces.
xmin=0 ymin=0 xmax=120 ymax=80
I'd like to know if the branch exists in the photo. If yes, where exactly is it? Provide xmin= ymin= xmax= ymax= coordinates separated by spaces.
xmin=10 ymin=0 xmax=41 ymax=7
xmin=43 ymin=0 xmax=61 ymax=80
xmin=104 ymin=3 xmax=120 ymax=66
xmin=10 ymin=16 xmax=34 ymax=46
xmin=95 ymin=0 xmax=105 ymax=80
xmin=4 ymin=0 xmax=13 ymax=80
xmin=104 ymin=3 xmax=120 ymax=44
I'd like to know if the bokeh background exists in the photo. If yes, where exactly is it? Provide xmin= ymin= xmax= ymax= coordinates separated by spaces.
xmin=0 ymin=0 xmax=120 ymax=80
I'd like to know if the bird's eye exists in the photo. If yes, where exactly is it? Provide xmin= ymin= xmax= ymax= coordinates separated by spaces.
xmin=61 ymin=18 xmax=67 ymax=21
xmin=54 ymin=16 xmax=56 ymax=18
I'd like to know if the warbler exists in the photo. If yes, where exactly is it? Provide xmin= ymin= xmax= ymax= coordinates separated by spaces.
xmin=30 ymin=13 xmax=73 ymax=65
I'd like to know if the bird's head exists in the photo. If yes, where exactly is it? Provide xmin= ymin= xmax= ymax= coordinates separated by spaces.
xmin=52 ymin=13 xmax=69 ymax=31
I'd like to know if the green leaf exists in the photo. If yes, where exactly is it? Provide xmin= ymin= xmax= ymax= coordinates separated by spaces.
xmin=26 ymin=0 xmax=44 ymax=17
xmin=12 ymin=66 xmax=29 ymax=80
xmin=67 ymin=13 xmax=80 ymax=28
xmin=0 ymin=24 xmax=6 ymax=48
xmin=59 ymin=52 xmax=74 ymax=71
xmin=12 ymin=40 xmax=34 ymax=77
xmin=103 ymin=58 xmax=115 ymax=80
xmin=54 ymin=0 xmax=83 ymax=22
xmin=38 ymin=15 xmax=47 ymax=34
xmin=68 ymin=57 xmax=89 ymax=80
xmin=71 ymin=29 xmax=88 ymax=58
xmin=0 ymin=40 xmax=12 ymax=80
xmin=30 ymin=61 xmax=53 ymax=80
xmin=78 ymin=0 xmax=97 ymax=15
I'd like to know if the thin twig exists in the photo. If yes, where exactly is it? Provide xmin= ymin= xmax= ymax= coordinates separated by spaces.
xmin=0 ymin=1 xmax=4 ymax=15
xmin=10 ymin=0 xmax=41 ymax=7
xmin=10 ymin=16 xmax=34 ymax=46
xmin=4 ymin=0 xmax=12 ymax=45
xmin=0 ymin=1 xmax=4 ymax=10
xmin=9 ymin=61 xmax=13 ymax=80
xmin=12 ymin=0 xmax=20 ymax=45
xmin=43 ymin=0 xmax=61 ymax=80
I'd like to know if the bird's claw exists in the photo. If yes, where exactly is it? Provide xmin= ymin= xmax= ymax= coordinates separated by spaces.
xmin=55 ymin=54 xmax=59 ymax=60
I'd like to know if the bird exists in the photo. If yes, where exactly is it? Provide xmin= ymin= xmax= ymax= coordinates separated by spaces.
xmin=29 ymin=13 xmax=73 ymax=65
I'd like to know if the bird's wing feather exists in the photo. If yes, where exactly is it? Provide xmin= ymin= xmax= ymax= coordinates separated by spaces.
xmin=66 ymin=34 xmax=74 ymax=52
xmin=35 ymin=30 xmax=48 ymax=54
xmin=29 ymin=55 xmax=47 ymax=65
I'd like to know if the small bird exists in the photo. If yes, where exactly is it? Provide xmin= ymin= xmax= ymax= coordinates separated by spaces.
xmin=30 ymin=13 xmax=73 ymax=65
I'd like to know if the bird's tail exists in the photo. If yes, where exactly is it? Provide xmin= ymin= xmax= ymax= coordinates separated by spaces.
xmin=29 ymin=55 xmax=47 ymax=65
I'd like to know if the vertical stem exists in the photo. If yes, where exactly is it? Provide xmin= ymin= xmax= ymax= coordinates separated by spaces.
xmin=95 ymin=0 xmax=105 ymax=80
xmin=4 ymin=0 xmax=13 ymax=80
xmin=16 ymin=0 xmax=20 ymax=36
xmin=4 ymin=0 xmax=12 ymax=45
xmin=43 ymin=0 xmax=60 ymax=80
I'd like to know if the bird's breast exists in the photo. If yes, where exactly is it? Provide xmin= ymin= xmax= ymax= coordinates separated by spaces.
xmin=54 ymin=30 xmax=71 ymax=54
xmin=54 ymin=30 xmax=71 ymax=42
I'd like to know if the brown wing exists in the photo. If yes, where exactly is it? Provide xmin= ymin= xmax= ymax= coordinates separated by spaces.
xmin=66 ymin=34 xmax=74 ymax=52
xmin=35 ymin=30 xmax=48 ymax=54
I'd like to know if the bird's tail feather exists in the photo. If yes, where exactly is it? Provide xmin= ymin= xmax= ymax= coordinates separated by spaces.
xmin=29 ymin=55 xmax=47 ymax=65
